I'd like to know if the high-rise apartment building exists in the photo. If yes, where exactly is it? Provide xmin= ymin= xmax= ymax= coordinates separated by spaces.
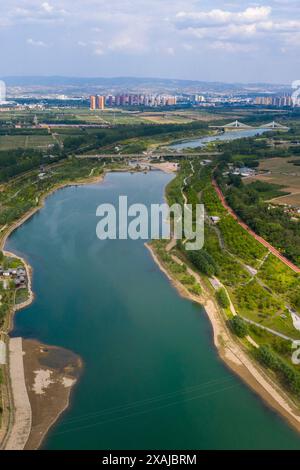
xmin=90 ymin=95 xmax=96 ymax=110
xmin=90 ymin=95 xmax=105 ymax=110
xmin=255 ymin=95 xmax=293 ymax=107
xmin=89 ymin=92 xmax=178 ymax=109
xmin=96 ymin=95 xmax=105 ymax=110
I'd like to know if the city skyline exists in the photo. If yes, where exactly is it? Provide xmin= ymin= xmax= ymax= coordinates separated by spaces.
xmin=1 ymin=1 xmax=300 ymax=83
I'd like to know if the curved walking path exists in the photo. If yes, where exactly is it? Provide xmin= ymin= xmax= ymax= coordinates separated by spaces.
xmin=212 ymin=179 xmax=300 ymax=274
xmin=4 ymin=338 xmax=32 ymax=450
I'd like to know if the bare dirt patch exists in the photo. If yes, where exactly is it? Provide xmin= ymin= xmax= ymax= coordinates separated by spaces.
xmin=22 ymin=339 xmax=82 ymax=450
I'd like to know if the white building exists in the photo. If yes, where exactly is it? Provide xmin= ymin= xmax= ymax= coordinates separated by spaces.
xmin=210 ymin=216 xmax=220 ymax=224
xmin=0 ymin=80 xmax=7 ymax=104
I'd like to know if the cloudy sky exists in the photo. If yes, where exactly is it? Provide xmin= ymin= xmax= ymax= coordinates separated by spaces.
xmin=1 ymin=0 xmax=300 ymax=83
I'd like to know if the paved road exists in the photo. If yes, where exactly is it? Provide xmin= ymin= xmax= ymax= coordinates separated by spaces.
xmin=241 ymin=317 xmax=296 ymax=342
xmin=212 ymin=179 xmax=300 ymax=274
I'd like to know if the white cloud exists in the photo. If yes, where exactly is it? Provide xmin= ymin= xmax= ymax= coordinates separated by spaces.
xmin=173 ymin=4 xmax=300 ymax=54
xmin=183 ymin=43 xmax=193 ymax=51
xmin=176 ymin=7 xmax=272 ymax=27
xmin=282 ymin=31 xmax=300 ymax=47
xmin=94 ymin=47 xmax=105 ymax=55
xmin=108 ymin=25 xmax=149 ymax=54
xmin=41 ymin=2 xmax=54 ymax=13
xmin=210 ymin=41 xmax=256 ymax=53
xmin=165 ymin=47 xmax=175 ymax=55
xmin=1 ymin=1 xmax=300 ymax=81
xmin=9 ymin=1 xmax=67 ymax=24
xmin=27 ymin=38 xmax=48 ymax=47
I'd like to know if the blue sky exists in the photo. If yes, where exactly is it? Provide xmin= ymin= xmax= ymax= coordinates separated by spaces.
xmin=1 ymin=0 xmax=300 ymax=83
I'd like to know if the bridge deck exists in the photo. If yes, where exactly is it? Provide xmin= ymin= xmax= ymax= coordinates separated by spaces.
xmin=76 ymin=152 xmax=220 ymax=159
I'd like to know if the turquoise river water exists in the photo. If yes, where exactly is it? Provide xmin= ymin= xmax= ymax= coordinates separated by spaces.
xmin=6 ymin=168 xmax=300 ymax=449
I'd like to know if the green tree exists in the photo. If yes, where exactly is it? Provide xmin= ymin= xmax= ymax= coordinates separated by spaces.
xmin=216 ymin=288 xmax=230 ymax=308
xmin=187 ymin=249 xmax=218 ymax=277
xmin=230 ymin=315 xmax=249 ymax=338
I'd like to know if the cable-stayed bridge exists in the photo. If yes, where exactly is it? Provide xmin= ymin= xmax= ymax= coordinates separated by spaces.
xmin=210 ymin=120 xmax=289 ymax=130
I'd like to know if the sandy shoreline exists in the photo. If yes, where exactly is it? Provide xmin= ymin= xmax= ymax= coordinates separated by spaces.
xmin=145 ymin=242 xmax=300 ymax=435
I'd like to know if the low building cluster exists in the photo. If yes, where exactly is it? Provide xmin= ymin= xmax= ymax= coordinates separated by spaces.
xmin=223 ymin=165 xmax=256 ymax=178
xmin=0 ymin=266 xmax=27 ymax=288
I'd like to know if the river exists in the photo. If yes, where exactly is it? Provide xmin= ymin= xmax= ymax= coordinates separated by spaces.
xmin=6 ymin=170 xmax=300 ymax=450
xmin=168 ymin=129 xmax=268 ymax=150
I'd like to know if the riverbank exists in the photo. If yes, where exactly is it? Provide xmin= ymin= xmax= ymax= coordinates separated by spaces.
xmin=146 ymin=242 xmax=300 ymax=435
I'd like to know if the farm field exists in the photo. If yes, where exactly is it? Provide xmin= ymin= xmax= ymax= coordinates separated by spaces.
xmin=258 ymin=156 xmax=300 ymax=174
xmin=0 ymin=107 xmax=240 ymax=127
xmin=138 ymin=112 xmax=194 ymax=124
xmin=246 ymin=156 xmax=300 ymax=206
xmin=0 ymin=134 xmax=55 ymax=150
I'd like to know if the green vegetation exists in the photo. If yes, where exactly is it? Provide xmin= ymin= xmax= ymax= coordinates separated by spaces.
xmin=187 ymin=249 xmax=218 ymax=277
xmin=259 ymin=255 xmax=299 ymax=310
xmin=255 ymin=345 xmax=300 ymax=398
xmin=0 ymin=134 xmax=54 ymax=151
xmin=219 ymin=216 xmax=266 ymax=267
xmin=216 ymin=288 xmax=230 ymax=308
xmin=165 ymin=172 xmax=185 ymax=206
xmin=15 ymin=288 xmax=29 ymax=305
xmin=215 ymin=133 xmax=300 ymax=267
xmin=0 ymin=255 xmax=29 ymax=328
xmin=0 ymin=159 xmax=105 ymax=228
xmin=230 ymin=316 xmax=249 ymax=338
xmin=151 ymin=240 xmax=202 ymax=296
xmin=0 ymin=147 xmax=63 ymax=182
xmin=224 ymin=180 xmax=300 ymax=266
xmin=204 ymin=225 xmax=250 ymax=286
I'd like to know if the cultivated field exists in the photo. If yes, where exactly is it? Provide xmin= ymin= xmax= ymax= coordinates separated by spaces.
xmin=0 ymin=134 xmax=55 ymax=150
xmin=138 ymin=112 xmax=194 ymax=124
xmin=246 ymin=156 xmax=300 ymax=206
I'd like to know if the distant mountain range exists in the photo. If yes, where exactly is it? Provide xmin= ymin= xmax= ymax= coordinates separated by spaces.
xmin=2 ymin=76 xmax=292 ymax=96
